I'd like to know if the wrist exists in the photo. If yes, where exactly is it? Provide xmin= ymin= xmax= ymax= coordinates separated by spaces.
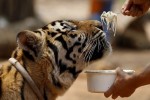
xmin=128 ymin=74 xmax=139 ymax=89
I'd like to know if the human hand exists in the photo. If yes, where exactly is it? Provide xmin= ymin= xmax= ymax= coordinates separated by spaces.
xmin=104 ymin=67 xmax=137 ymax=99
xmin=121 ymin=0 xmax=150 ymax=17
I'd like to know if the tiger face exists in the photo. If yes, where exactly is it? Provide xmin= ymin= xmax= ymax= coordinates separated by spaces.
xmin=17 ymin=20 xmax=111 ymax=62
xmin=16 ymin=20 xmax=111 ymax=96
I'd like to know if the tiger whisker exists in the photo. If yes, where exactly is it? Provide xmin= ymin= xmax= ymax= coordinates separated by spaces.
xmin=79 ymin=42 xmax=92 ymax=59
xmin=79 ymin=38 xmax=95 ymax=58
xmin=85 ymin=42 xmax=96 ymax=64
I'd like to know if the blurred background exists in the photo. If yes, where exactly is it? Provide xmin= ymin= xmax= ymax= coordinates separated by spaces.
xmin=0 ymin=0 xmax=150 ymax=100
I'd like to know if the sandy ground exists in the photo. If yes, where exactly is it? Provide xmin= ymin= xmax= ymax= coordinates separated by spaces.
xmin=57 ymin=50 xmax=150 ymax=100
xmin=57 ymin=76 xmax=150 ymax=100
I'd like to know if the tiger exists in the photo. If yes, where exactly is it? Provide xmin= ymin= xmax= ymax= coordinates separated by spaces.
xmin=0 ymin=20 xmax=111 ymax=100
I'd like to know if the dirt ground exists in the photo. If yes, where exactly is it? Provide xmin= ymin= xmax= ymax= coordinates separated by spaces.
xmin=57 ymin=50 xmax=150 ymax=100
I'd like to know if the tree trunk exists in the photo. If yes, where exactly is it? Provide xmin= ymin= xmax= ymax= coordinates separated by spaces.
xmin=0 ymin=0 xmax=35 ymax=22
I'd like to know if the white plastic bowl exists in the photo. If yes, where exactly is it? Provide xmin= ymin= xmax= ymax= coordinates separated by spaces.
xmin=85 ymin=70 xmax=135 ymax=93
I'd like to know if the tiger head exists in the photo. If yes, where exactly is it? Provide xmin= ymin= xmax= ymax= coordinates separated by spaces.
xmin=17 ymin=20 xmax=111 ymax=62
xmin=16 ymin=20 xmax=111 ymax=94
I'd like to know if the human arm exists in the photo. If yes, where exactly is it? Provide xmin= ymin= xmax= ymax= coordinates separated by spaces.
xmin=135 ymin=64 xmax=150 ymax=88
xmin=121 ymin=0 xmax=150 ymax=17
xmin=104 ymin=65 xmax=150 ymax=99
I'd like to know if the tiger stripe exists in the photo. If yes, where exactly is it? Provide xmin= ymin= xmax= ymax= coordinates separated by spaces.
xmin=21 ymin=81 xmax=25 ymax=100
xmin=47 ymin=40 xmax=59 ymax=65
xmin=55 ymin=35 xmax=68 ymax=50
xmin=65 ymin=42 xmax=81 ymax=64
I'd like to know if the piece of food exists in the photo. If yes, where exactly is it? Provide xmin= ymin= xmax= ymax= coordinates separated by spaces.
xmin=101 ymin=11 xmax=117 ymax=36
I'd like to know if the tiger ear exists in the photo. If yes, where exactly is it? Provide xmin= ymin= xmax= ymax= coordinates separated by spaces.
xmin=17 ymin=30 xmax=42 ymax=54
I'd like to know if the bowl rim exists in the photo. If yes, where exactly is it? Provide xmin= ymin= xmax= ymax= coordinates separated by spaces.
xmin=85 ymin=70 xmax=135 ymax=74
